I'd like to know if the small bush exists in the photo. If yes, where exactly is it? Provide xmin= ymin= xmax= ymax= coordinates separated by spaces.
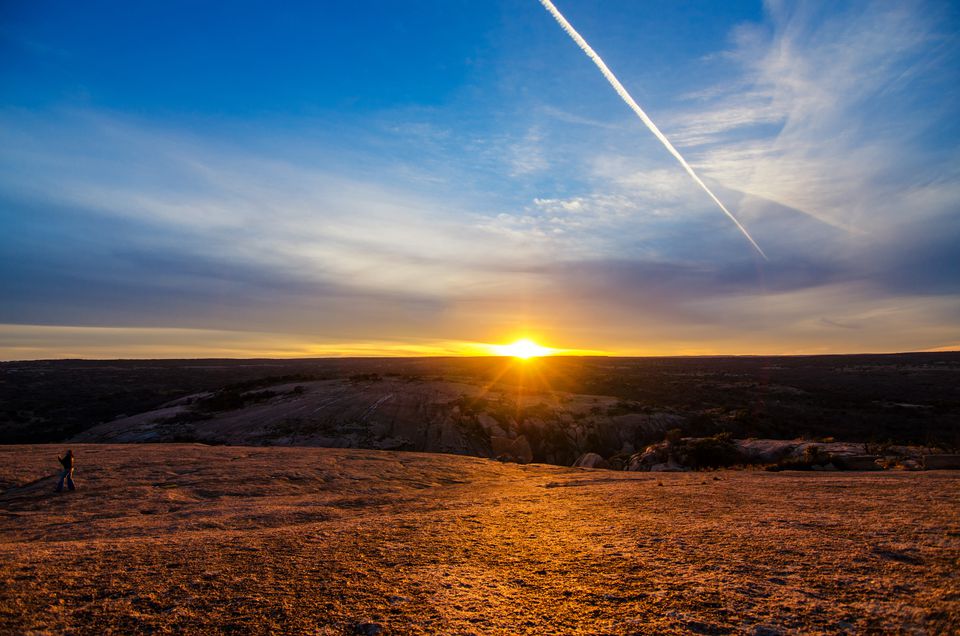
xmin=767 ymin=444 xmax=834 ymax=471
xmin=194 ymin=389 xmax=278 ymax=413
xmin=665 ymin=428 xmax=683 ymax=444
xmin=677 ymin=432 xmax=741 ymax=469
xmin=195 ymin=390 xmax=246 ymax=412
xmin=803 ymin=444 xmax=827 ymax=464
xmin=156 ymin=410 xmax=213 ymax=425
xmin=222 ymin=373 xmax=323 ymax=392
xmin=605 ymin=400 xmax=644 ymax=416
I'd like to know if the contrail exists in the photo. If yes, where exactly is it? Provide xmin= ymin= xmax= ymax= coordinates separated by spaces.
xmin=537 ymin=0 xmax=768 ymax=260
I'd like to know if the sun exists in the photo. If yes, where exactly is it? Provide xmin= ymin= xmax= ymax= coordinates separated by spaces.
xmin=490 ymin=338 xmax=554 ymax=359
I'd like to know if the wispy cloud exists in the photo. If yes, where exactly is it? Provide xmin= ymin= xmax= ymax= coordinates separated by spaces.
xmin=507 ymin=126 xmax=550 ymax=176
xmin=667 ymin=0 xmax=959 ymax=237
xmin=0 ymin=112 xmax=554 ymax=301
xmin=536 ymin=0 xmax=768 ymax=259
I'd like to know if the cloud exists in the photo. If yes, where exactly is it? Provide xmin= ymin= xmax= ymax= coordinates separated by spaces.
xmin=499 ymin=0 xmax=960 ymax=350
xmin=507 ymin=126 xmax=550 ymax=176
xmin=536 ymin=0 xmax=768 ymax=259
xmin=0 ymin=111 xmax=557 ymax=302
xmin=820 ymin=317 xmax=860 ymax=330
xmin=668 ymin=0 xmax=959 ymax=238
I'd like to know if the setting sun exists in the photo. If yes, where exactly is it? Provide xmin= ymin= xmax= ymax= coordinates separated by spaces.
xmin=489 ymin=338 xmax=554 ymax=359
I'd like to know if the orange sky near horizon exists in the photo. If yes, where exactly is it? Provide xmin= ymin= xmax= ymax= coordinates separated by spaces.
xmin=1 ymin=324 xmax=957 ymax=361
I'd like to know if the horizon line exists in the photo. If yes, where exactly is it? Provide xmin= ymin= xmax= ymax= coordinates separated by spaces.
xmin=3 ymin=349 xmax=959 ymax=364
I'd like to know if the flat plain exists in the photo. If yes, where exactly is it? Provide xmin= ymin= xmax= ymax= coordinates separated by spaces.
xmin=1 ymin=444 xmax=957 ymax=634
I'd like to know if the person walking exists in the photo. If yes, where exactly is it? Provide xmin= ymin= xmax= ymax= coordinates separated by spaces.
xmin=56 ymin=449 xmax=76 ymax=492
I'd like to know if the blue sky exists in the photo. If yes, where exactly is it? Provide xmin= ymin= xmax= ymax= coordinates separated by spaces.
xmin=1 ymin=0 xmax=958 ymax=358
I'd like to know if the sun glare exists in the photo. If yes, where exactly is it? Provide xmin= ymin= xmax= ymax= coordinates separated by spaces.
xmin=491 ymin=338 xmax=554 ymax=359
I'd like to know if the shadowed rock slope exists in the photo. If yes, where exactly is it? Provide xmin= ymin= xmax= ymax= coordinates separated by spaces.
xmin=71 ymin=377 xmax=682 ymax=465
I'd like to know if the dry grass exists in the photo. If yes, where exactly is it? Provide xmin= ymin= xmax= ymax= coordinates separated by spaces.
xmin=1 ymin=444 xmax=957 ymax=634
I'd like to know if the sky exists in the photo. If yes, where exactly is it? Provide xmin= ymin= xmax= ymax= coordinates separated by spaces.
xmin=1 ymin=0 xmax=958 ymax=359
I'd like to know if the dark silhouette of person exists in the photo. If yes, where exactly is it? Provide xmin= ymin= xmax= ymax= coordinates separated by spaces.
xmin=56 ymin=450 xmax=76 ymax=492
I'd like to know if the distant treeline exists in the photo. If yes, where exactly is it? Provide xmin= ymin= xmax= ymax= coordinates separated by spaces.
xmin=1 ymin=353 xmax=958 ymax=447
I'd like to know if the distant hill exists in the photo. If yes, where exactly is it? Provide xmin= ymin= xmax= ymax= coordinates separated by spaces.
xmin=2 ymin=353 xmax=959 ymax=454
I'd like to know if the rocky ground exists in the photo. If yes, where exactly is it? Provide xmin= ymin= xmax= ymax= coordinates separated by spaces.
xmin=1 ymin=444 xmax=958 ymax=635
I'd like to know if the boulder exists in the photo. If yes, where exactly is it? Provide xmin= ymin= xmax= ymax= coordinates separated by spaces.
xmin=477 ymin=414 xmax=508 ymax=438
xmin=735 ymin=439 xmax=798 ymax=464
xmin=922 ymin=454 xmax=960 ymax=470
xmin=650 ymin=461 xmax=689 ymax=472
xmin=491 ymin=435 xmax=533 ymax=464
xmin=607 ymin=454 xmax=630 ymax=471
xmin=897 ymin=459 xmax=922 ymax=471
xmin=374 ymin=437 xmax=411 ymax=451
xmin=626 ymin=443 xmax=669 ymax=471
xmin=833 ymin=455 xmax=882 ymax=471
xmin=572 ymin=453 xmax=609 ymax=469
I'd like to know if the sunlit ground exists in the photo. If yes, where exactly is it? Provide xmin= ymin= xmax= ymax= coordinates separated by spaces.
xmin=1 ymin=445 xmax=956 ymax=634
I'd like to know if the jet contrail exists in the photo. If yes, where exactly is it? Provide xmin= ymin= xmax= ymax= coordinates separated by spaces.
xmin=537 ymin=0 xmax=768 ymax=260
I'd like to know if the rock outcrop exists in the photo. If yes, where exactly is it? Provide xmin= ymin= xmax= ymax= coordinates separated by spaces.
xmin=832 ymin=455 xmax=882 ymax=471
xmin=626 ymin=445 xmax=668 ymax=472
xmin=491 ymin=435 xmax=534 ymax=464
xmin=922 ymin=455 xmax=960 ymax=470
xmin=572 ymin=453 xmax=609 ymax=469
xmin=649 ymin=461 xmax=690 ymax=472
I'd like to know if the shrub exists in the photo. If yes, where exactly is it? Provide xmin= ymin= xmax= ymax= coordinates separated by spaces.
xmin=452 ymin=395 xmax=490 ymax=417
xmin=767 ymin=444 xmax=834 ymax=471
xmin=677 ymin=432 xmax=742 ymax=469
xmin=222 ymin=373 xmax=323 ymax=392
xmin=665 ymin=428 xmax=683 ymax=444
xmin=803 ymin=444 xmax=827 ymax=464
xmin=156 ymin=410 xmax=213 ymax=425
xmin=195 ymin=390 xmax=246 ymax=412
xmin=605 ymin=400 xmax=644 ymax=416
xmin=194 ymin=389 xmax=278 ymax=413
